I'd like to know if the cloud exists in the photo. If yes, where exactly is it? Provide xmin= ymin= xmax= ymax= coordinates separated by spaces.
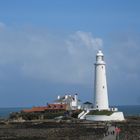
xmin=0 ymin=26 xmax=103 ymax=85
xmin=21 ymin=31 xmax=103 ymax=84
xmin=66 ymin=31 xmax=103 ymax=55
xmin=105 ymin=32 xmax=140 ymax=105
xmin=0 ymin=22 xmax=6 ymax=30
xmin=0 ymin=24 xmax=140 ymax=105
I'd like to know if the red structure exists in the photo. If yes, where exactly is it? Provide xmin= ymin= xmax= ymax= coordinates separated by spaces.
xmin=22 ymin=104 xmax=67 ymax=113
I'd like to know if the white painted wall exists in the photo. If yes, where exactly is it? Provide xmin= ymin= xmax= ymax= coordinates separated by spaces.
xmin=71 ymin=94 xmax=78 ymax=107
xmin=85 ymin=112 xmax=125 ymax=121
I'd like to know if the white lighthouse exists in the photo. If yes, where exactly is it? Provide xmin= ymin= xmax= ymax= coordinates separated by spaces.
xmin=79 ymin=50 xmax=124 ymax=121
xmin=83 ymin=50 xmax=125 ymax=121
xmin=94 ymin=50 xmax=109 ymax=110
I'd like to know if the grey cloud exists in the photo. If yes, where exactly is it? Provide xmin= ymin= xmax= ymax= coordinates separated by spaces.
xmin=66 ymin=31 xmax=103 ymax=55
xmin=0 ymin=26 xmax=103 ymax=85
xmin=105 ymin=32 xmax=140 ymax=105
xmin=0 ymin=24 xmax=140 ymax=105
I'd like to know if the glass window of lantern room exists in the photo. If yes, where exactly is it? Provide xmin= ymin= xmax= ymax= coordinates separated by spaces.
xmin=102 ymin=56 xmax=104 ymax=61
xmin=96 ymin=56 xmax=98 ymax=61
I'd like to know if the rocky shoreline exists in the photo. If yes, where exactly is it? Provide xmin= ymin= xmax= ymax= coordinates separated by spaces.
xmin=114 ymin=116 xmax=140 ymax=140
xmin=0 ymin=116 xmax=139 ymax=140
xmin=0 ymin=120 xmax=106 ymax=140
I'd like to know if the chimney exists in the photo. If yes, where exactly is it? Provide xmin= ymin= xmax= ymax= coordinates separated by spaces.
xmin=57 ymin=95 xmax=60 ymax=100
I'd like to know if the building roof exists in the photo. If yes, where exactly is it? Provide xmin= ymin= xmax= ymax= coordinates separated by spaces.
xmin=22 ymin=104 xmax=67 ymax=113
xmin=22 ymin=106 xmax=48 ymax=113
xmin=83 ymin=101 xmax=93 ymax=105
xmin=47 ymin=104 xmax=67 ymax=110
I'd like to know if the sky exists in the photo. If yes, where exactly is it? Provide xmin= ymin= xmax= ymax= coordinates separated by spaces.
xmin=0 ymin=0 xmax=140 ymax=107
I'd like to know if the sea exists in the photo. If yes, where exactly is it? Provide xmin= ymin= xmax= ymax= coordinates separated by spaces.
xmin=0 ymin=105 xmax=139 ymax=119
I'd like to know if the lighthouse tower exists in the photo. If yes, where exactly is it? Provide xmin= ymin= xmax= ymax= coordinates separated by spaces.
xmin=81 ymin=50 xmax=125 ymax=121
xmin=94 ymin=50 xmax=109 ymax=110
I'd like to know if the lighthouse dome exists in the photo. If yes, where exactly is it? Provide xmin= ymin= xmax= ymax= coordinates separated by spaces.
xmin=96 ymin=50 xmax=104 ymax=56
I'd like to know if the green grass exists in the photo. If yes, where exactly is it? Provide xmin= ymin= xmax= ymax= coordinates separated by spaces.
xmin=88 ymin=110 xmax=113 ymax=116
